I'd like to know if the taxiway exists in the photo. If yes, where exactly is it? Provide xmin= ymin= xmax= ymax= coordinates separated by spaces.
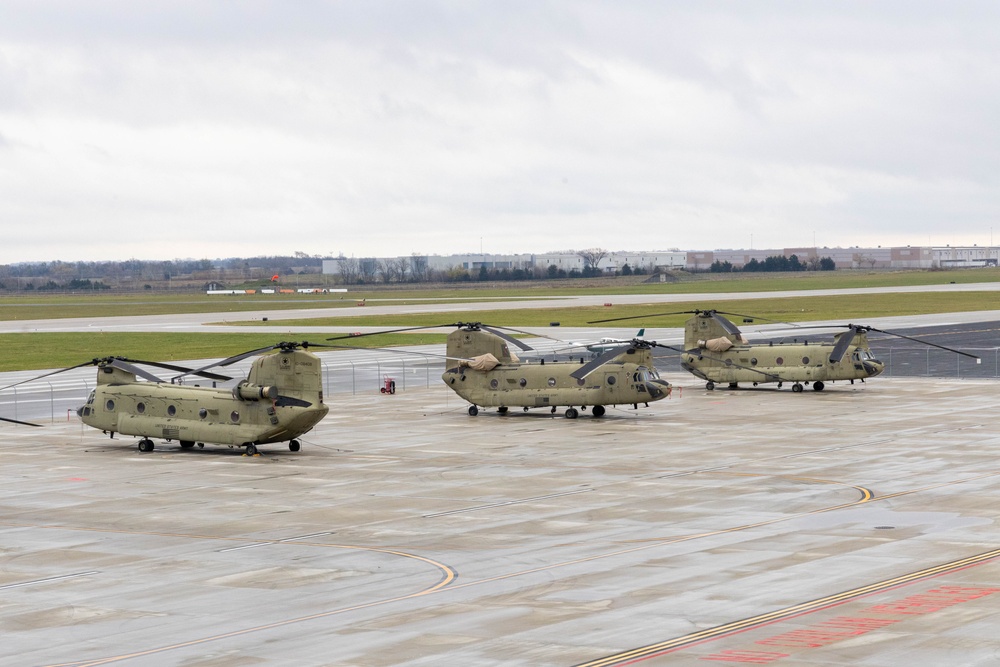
xmin=2 ymin=375 xmax=1000 ymax=666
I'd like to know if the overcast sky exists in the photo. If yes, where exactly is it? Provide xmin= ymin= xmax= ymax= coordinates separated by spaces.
xmin=2 ymin=1 xmax=999 ymax=264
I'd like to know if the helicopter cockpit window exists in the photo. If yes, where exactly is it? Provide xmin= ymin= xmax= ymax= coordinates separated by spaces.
xmin=105 ymin=399 xmax=115 ymax=411
xmin=607 ymin=375 xmax=617 ymax=385
xmin=86 ymin=391 xmax=95 ymax=405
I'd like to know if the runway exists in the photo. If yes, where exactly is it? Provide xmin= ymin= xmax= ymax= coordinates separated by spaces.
xmin=3 ymin=375 xmax=1000 ymax=666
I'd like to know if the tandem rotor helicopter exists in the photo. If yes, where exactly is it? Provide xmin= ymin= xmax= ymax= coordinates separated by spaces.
xmin=589 ymin=309 xmax=980 ymax=392
xmin=327 ymin=322 xmax=673 ymax=418
xmin=0 ymin=342 xmax=330 ymax=455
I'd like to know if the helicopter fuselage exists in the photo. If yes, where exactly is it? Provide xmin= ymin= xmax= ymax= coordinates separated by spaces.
xmin=76 ymin=348 xmax=328 ymax=452
xmin=442 ymin=327 xmax=670 ymax=417
xmin=682 ymin=341 xmax=885 ymax=387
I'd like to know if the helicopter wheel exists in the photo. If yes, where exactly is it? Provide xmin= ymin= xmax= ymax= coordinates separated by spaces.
xmin=592 ymin=405 xmax=606 ymax=418
xmin=813 ymin=381 xmax=825 ymax=392
xmin=289 ymin=440 xmax=301 ymax=452
xmin=180 ymin=441 xmax=195 ymax=449
xmin=792 ymin=383 xmax=804 ymax=393
xmin=245 ymin=443 xmax=259 ymax=456
xmin=137 ymin=439 xmax=154 ymax=453
xmin=565 ymin=408 xmax=579 ymax=419
xmin=705 ymin=381 xmax=715 ymax=391
xmin=498 ymin=406 xmax=508 ymax=415
xmin=468 ymin=405 xmax=479 ymax=416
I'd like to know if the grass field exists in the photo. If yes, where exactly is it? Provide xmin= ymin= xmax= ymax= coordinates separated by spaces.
xmin=2 ymin=266 xmax=998 ymax=321
xmin=227 ymin=291 xmax=1000 ymax=330
xmin=1 ymin=268 xmax=998 ymax=372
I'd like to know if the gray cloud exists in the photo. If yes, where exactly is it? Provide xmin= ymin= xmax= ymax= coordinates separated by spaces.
xmin=1 ymin=1 xmax=999 ymax=262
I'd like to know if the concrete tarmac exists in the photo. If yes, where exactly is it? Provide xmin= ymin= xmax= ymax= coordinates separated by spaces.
xmin=3 ymin=375 xmax=1000 ymax=666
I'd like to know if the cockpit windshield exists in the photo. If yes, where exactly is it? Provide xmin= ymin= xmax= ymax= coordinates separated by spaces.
xmin=633 ymin=366 xmax=659 ymax=382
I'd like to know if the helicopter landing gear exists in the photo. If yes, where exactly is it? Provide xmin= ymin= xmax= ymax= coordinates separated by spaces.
xmin=498 ymin=406 xmax=508 ymax=415
xmin=180 ymin=441 xmax=195 ymax=449
xmin=289 ymin=440 xmax=301 ymax=452
xmin=592 ymin=405 xmax=606 ymax=418
xmin=245 ymin=443 xmax=259 ymax=456
xmin=468 ymin=405 xmax=479 ymax=416
xmin=706 ymin=381 xmax=715 ymax=390
xmin=565 ymin=408 xmax=579 ymax=419
xmin=137 ymin=438 xmax=154 ymax=453
xmin=551 ymin=406 xmax=557 ymax=414
xmin=813 ymin=381 xmax=825 ymax=392
xmin=792 ymin=383 xmax=804 ymax=393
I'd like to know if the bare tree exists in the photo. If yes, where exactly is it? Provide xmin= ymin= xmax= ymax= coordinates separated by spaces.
xmin=577 ymin=248 xmax=609 ymax=275
xmin=358 ymin=258 xmax=378 ymax=283
xmin=410 ymin=254 xmax=429 ymax=282
xmin=377 ymin=259 xmax=396 ymax=283
xmin=337 ymin=257 xmax=360 ymax=284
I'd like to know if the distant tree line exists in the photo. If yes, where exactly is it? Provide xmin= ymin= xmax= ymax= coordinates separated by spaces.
xmin=709 ymin=254 xmax=836 ymax=273
xmin=0 ymin=255 xmax=329 ymax=291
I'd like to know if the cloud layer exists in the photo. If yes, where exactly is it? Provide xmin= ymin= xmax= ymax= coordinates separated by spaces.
xmin=2 ymin=1 xmax=998 ymax=262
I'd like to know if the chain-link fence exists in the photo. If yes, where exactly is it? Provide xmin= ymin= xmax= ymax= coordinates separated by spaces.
xmin=2 ymin=347 xmax=997 ymax=424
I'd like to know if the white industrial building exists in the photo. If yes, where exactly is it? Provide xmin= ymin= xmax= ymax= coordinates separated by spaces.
xmin=322 ymin=245 xmax=999 ymax=279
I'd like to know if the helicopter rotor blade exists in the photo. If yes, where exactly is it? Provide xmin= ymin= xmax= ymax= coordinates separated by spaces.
xmin=325 ymin=325 xmax=450 ymax=342
xmin=175 ymin=345 xmax=280 ymax=381
xmin=478 ymin=324 xmax=533 ymax=351
xmin=569 ymin=343 xmax=634 ymax=380
xmin=866 ymin=326 xmax=981 ymax=361
xmin=587 ymin=310 xmax=696 ymax=325
xmin=0 ymin=359 xmax=107 ymax=393
xmin=708 ymin=312 xmax=742 ymax=336
xmin=109 ymin=359 xmax=166 ymax=384
xmin=328 ymin=322 xmax=536 ymax=351
xmin=1 ymin=415 xmax=43 ymax=427
xmin=323 ymin=343 xmax=478 ymax=363
xmin=827 ymin=326 xmax=858 ymax=363
xmin=116 ymin=357 xmax=232 ymax=382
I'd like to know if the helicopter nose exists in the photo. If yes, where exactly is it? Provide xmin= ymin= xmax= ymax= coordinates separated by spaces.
xmin=863 ymin=360 xmax=885 ymax=377
xmin=645 ymin=380 xmax=672 ymax=399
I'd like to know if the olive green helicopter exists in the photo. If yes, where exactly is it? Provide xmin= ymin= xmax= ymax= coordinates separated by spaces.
xmin=589 ymin=309 xmax=980 ymax=392
xmin=326 ymin=322 xmax=673 ymax=418
xmin=1 ymin=342 xmax=331 ymax=454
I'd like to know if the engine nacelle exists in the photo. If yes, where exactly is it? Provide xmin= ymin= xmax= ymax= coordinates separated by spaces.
xmin=233 ymin=381 xmax=279 ymax=401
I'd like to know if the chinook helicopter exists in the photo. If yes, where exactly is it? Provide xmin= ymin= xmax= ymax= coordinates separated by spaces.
xmin=327 ymin=323 xmax=672 ymax=418
xmin=0 ymin=343 xmax=330 ymax=454
xmin=590 ymin=310 xmax=980 ymax=392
